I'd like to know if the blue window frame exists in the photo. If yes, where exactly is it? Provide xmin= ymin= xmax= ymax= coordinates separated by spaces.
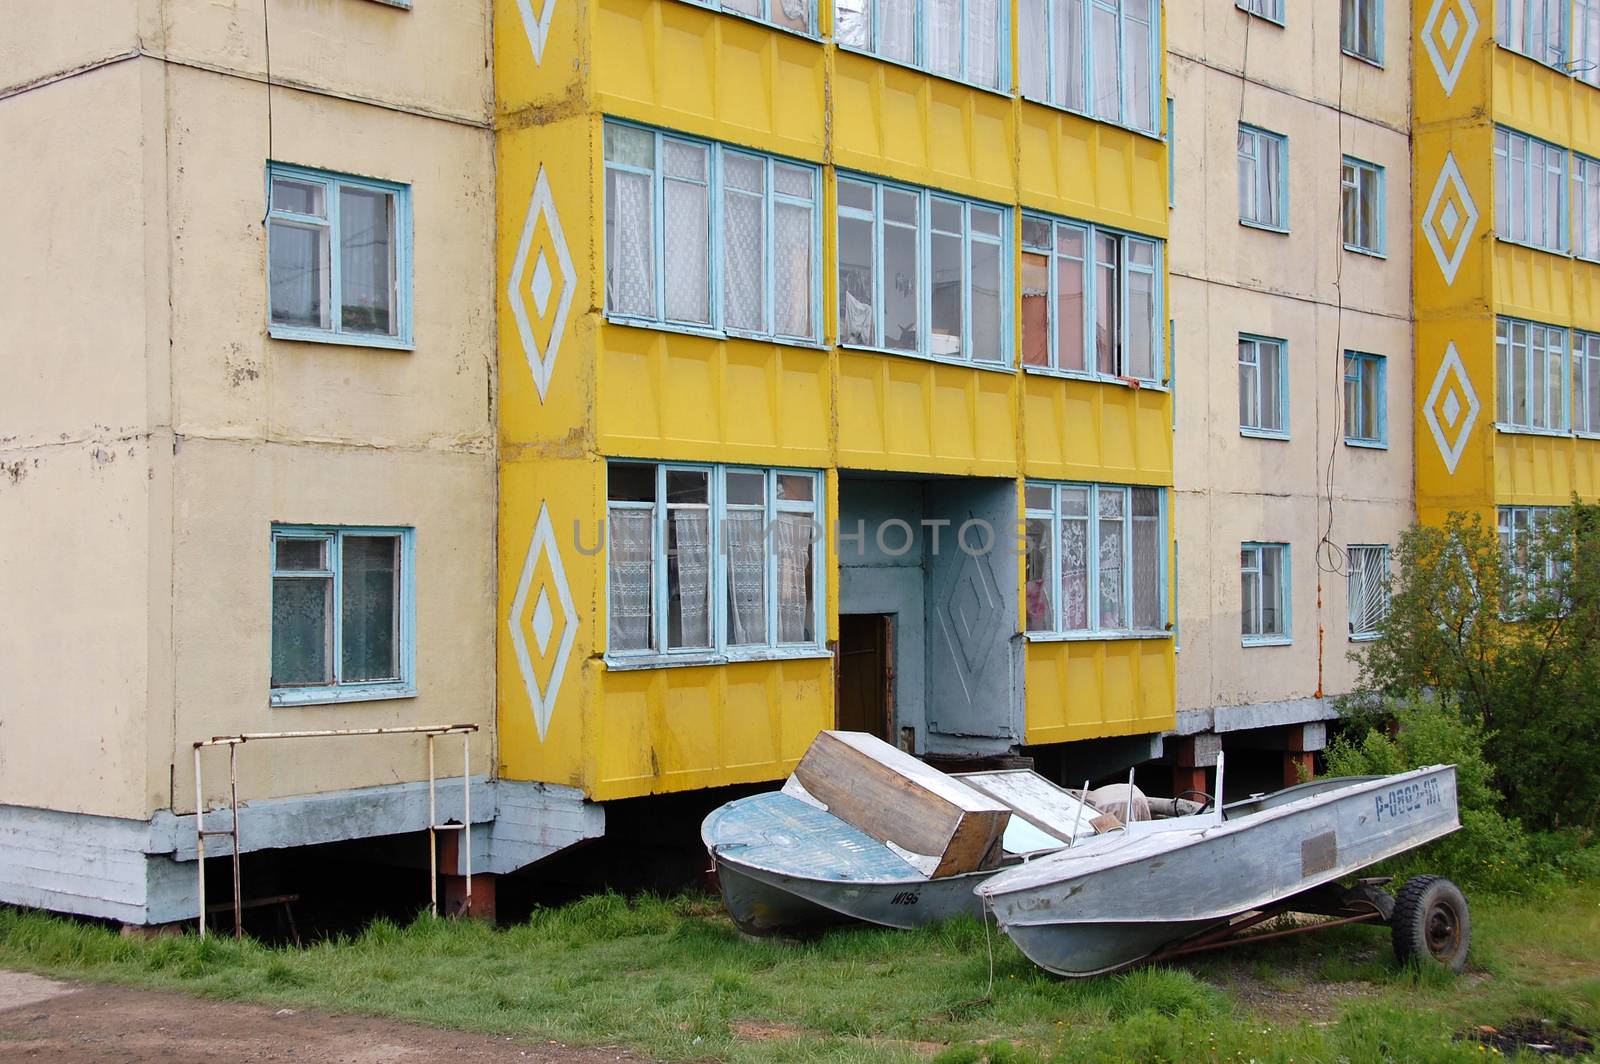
xmin=266 ymin=164 xmax=412 ymax=349
xmin=1495 ymin=127 xmax=1569 ymax=254
xmin=1574 ymin=331 xmax=1600 ymax=435
xmin=1023 ymin=481 xmax=1168 ymax=639
xmin=688 ymin=0 xmax=816 ymax=35
xmin=602 ymin=120 xmax=823 ymax=345
xmin=1497 ymin=0 xmax=1569 ymax=69
xmin=836 ymin=173 xmax=1012 ymax=366
xmin=1579 ymin=0 xmax=1600 ymax=86
xmin=1017 ymin=0 xmax=1161 ymax=135
xmin=1341 ymin=156 xmax=1385 ymax=256
xmin=834 ymin=0 xmax=1009 ymax=93
xmin=1167 ymin=97 xmax=1176 ymax=206
xmin=1343 ymin=351 xmax=1387 ymax=447
xmin=1236 ymin=0 xmax=1283 ymax=25
xmin=1496 ymin=315 xmax=1569 ymax=432
xmin=1341 ymin=0 xmax=1383 ymax=64
xmin=270 ymin=526 xmax=416 ymax=706
xmin=1019 ymin=214 xmax=1163 ymax=383
xmin=1238 ymin=125 xmax=1289 ymax=232
xmin=1241 ymin=542 xmax=1290 ymax=645
xmin=1238 ymin=334 xmax=1289 ymax=439
xmin=1574 ymin=152 xmax=1600 ymax=261
xmin=605 ymin=462 xmax=826 ymax=664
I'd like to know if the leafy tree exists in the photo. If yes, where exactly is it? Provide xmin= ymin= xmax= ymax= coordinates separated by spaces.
xmin=1353 ymin=504 xmax=1600 ymax=829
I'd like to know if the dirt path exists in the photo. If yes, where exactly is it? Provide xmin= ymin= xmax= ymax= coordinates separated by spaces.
xmin=0 ymin=970 xmax=651 ymax=1063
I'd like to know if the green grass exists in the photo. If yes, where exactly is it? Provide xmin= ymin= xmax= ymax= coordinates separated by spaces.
xmin=3 ymin=885 xmax=1599 ymax=1063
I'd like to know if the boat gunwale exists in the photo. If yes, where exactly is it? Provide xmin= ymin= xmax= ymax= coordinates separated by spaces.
xmin=977 ymin=764 xmax=1459 ymax=904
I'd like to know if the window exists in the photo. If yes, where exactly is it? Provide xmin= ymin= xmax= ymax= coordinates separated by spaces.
xmin=1344 ymin=352 xmax=1386 ymax=446
xmin=1579 ymin=0 xmax=1600 ymax=86
xmin=1020 ymin=215 xmax=1162 ymax=382
xmin=270 ymin=527 xmax=414 ymax=705
xmin=1573 ymin=331 xmax=1600 ymax=434
xmin=1241 ymin=542 xmax=1290 ymax=644
xmin=603 ymin=122 xmax=821 ymax=343
xmin=267 ymin=164 xmax=411 ymax=348
xmin=1238 ymin=334 xmax=1288 ymax=437
xmin=1499 ymin=505 xmax=1563 ymax=595
xmin=1341 ymin=0 xmax=1381 ymax=63
xmin=1574 ymin=153 xmax=1600 ymax=260
xmin=1018 ymin=0 xmax=1160 ymax=134
xmin=606 ymin=463 xmax=823 ymax=660
xmin=837 ymin=175 xmax=1010 ymax=364
xmin=1347 ymin=544 xmax=1389 ymax=640
xmin=1495 ymin=127 xmax=1568 ymax=253
xmin=1024 ymin=482 xmax=1167 ymax=637
xmin=1236 ymin=0 xmax=1283 ymax=22
xmin=1496 ymin=316 xmax=1569 ymax=431
xmin=715 ymin=0 xmax=814 ymax=34
xmin=1497 ymin=0 xmax=1569 ymax=67
xmin=834 ymin=0 xmax=1007 ymax=91
xmin=1238 ymin=125 xmax=1288 ymax=231
xmin=1341 ymin=157 xmax=1385 ymax=255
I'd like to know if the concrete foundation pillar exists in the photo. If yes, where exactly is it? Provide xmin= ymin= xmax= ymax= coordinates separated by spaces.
xmin=1284 ymin=751 xmax=1315 ymax=788
xmin=437 ymin=832 xmax=496 ymax=921
xmin=1168 ymin=733 xmax=1220 ymax=799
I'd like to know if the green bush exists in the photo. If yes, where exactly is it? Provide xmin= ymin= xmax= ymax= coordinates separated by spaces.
xmin=1325 ymin=696 xmax=1542 ymax=895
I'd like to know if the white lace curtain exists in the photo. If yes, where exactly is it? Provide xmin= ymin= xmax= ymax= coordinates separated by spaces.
xmin=608 ymin=510 xmax=653 ymax=652
xmin=671 ymin=509 xmax=712 ymax=648
xmin=726 ymin=512 xmax=768 ymax=645
xmin=776 ymin=515 xmax=814 ymax=643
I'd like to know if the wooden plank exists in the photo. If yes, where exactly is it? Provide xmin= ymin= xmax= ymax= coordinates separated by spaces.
xmin=791 ymin=731 xmax=1010 ymax=877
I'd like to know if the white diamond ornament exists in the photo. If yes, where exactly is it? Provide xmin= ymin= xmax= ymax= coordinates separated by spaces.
xmin=1423 ymin=344 xmax=1481 ymax=475
xmin=507 ymin=504 xmax=578 ymax=741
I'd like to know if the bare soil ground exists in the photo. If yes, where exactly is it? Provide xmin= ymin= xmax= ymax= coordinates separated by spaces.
xmin=0 ymin=970 xmax=651 ymax=1064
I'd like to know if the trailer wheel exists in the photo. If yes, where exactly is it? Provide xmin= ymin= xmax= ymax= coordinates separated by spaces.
xmin=1391 ymin=875 xmax=1470 ymax=972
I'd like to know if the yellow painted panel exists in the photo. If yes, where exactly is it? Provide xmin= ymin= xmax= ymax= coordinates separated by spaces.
xmin=498 ymin=116 xmax=600 ymax=451
xmin=592 ymin=0 xmax=827 ymax=160
xmin=1492 ymin=432 xmax=1600 ymax=505
xmin=1414 ymin=318 xmax=1496 ymax=513
xmin=1017 ymin=103 xmax=1167 ymax=237
xmin=1412 ymin=125 xmax=1495 ymax=316
xmin=497 ymin=455 xmax=604 ymax=787
xmin=835 ymin=352 xmax=1019 ymax=473
xmin=1491 ymin=47 xmax=1574 ymax=150
xmin=1574 ymin=259 xmax=1600 ymax=325
xmin=1022 ymin=376 xmax=1171 ymax=484
xmin=1023 ymin=638 xmax=1175 ymax=744
xmin=494 ymin=0 xmax=586 ymax=114
xmin=595 ymin=326 xmax=832 ymax=465
xmin=591 ymin=657 xmax=832 ymax=799
xmin=1493 ymin=242 xmax=1574 ymax=325
xmin=831 ymin=51 xmax=1016 ymax=203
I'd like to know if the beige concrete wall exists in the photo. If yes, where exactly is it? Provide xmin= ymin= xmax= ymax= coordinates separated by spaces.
xmin=4 ymin=0 xmax=496 ymax=819
xmin=0 ymin=60 xmax=167 ymax=820
xmin=1168 ymin=3 xmax=1415 ymax=717
xmin=158 ymin=57 xmax=497 ymax=810
xmin=140 ymin=0 xmax=492 ymax=124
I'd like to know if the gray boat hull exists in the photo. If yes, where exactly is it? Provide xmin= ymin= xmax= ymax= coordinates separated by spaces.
xmin=979 ymin=765 xmax=1461 ymax=977
xmin=714 ymin=854 xmax=991 ymax=935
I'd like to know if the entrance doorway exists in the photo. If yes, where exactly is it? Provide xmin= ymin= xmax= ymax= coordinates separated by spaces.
xmin=837 ymin=614 xmax=894 ymax=742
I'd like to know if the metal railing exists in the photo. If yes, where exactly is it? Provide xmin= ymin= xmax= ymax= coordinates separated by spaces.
xmin=192 ymin=724 xmax=478 ymax=938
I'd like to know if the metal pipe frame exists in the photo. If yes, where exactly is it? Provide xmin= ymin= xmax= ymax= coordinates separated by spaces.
xmin=192 ymin=724 xmax=478 ymax=939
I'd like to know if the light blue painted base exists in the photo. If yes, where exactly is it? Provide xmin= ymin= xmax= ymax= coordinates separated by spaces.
xmin=0 ymin=779 xmax=603 ymax=925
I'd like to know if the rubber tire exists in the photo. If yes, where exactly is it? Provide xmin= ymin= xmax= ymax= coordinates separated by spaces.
xmin=1391 ymin=875 xmax=1471 ymax=973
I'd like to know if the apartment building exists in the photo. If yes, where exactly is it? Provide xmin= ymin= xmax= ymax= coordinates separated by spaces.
xmin=1165 ymin=1 xmax=1417 ymax=786
xmin=1413 ymin=0 xmax=1600 ymax=539
xmin=494 ymin=0 xmax=1175 ymax=798
xmin=0 ymin=0 xmax=516 ymax=924
xmin=17 ymin=0 xmax=1591 ymax=929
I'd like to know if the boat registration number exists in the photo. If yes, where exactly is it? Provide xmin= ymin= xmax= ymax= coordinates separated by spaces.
xmin=1374 ymin=778 xmax=1442 ymax=822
